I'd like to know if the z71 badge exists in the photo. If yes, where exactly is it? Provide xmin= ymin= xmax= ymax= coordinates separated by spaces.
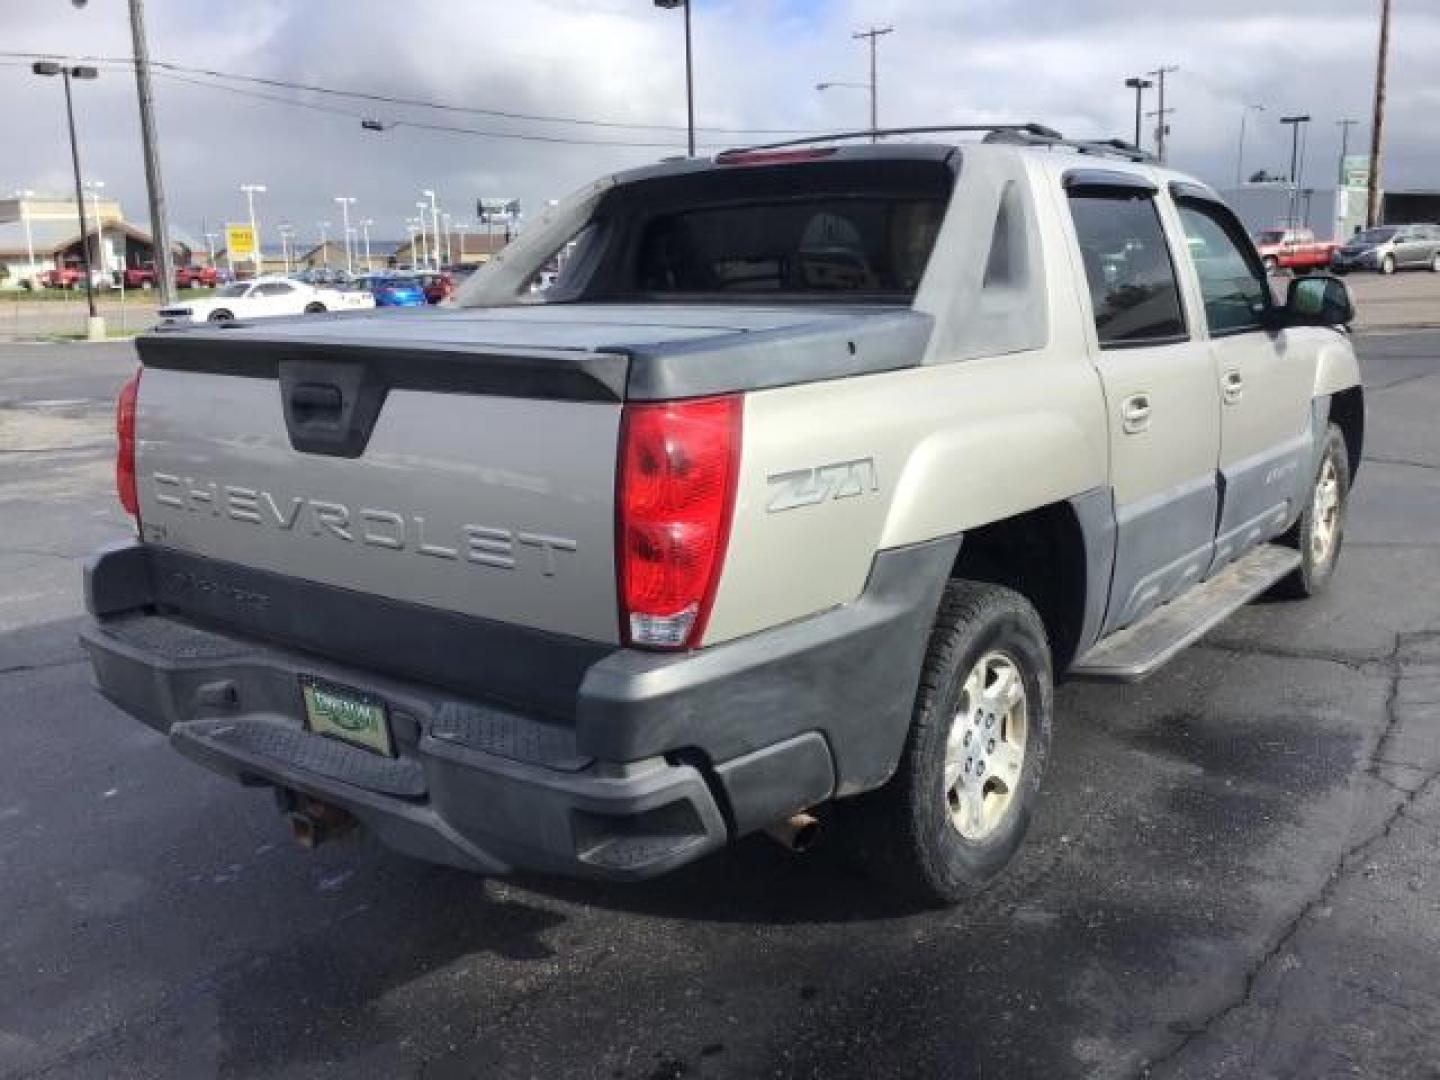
xmin=766 ymin=458 xmax=879 ymax=513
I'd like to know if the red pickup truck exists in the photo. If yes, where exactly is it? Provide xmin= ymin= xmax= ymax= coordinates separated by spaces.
xmin=1253 ymin=227 xmax=1339 ymax=275
xmin=122 ymin=264 xmax=158 ymax=289
xmin=174 ymin=264 xmax=218 ymax=288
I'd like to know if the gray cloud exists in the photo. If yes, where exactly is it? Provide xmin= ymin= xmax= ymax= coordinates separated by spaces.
xmin=4 ymin=0 xmax=1436 ymax=249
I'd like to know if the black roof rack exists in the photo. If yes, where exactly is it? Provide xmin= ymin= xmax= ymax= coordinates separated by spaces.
xmin=717 ymin=123 xmax=1156 ymax=164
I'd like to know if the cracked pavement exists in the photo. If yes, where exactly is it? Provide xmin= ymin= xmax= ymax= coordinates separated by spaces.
xmin=1 ymin=331 xmax=1438 ymax=1079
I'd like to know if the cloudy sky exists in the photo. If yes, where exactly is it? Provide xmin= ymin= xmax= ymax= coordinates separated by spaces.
xmin=4 ymin=0 xmax=1438 ymax=248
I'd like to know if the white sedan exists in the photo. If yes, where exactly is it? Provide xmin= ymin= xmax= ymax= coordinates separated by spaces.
xmin=157 ymin=276 xmax=374 ymax=324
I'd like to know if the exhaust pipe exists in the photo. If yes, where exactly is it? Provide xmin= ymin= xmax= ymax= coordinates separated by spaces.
xmin=281 ymin=794 xmax=356 ymax=850
xmin=765 ymin=812 xmax=820 ymax=853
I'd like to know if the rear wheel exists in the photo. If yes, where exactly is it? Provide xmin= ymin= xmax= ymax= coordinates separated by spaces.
xmin=304 ymin=302 xmax=327 ymax=314
xmin=207 ymin=308 xmax=234 ymax=323
xmin=840 ymin=581 xmax=1053 ymax=906
xmin=1277 ymin=423 xmax=1350 ymax=598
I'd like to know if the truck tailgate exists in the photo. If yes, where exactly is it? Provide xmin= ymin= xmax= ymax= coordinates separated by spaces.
xmin=134 ymin=338 xmax=626 ymax=644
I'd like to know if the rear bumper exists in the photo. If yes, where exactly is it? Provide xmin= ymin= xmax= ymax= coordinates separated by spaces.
xmin=82 ymin=538 xmax=954 ymax=880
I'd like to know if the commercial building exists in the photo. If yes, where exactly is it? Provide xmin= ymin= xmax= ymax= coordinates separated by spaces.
xmin=0 ymin=191 xmax=193 ymax=286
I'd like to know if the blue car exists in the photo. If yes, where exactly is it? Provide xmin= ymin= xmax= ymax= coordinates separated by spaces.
xmin=355 ymin=274 xmax=427 ymax=308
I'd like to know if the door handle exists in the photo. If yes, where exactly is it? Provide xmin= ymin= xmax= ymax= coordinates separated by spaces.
xmin=1121 ymin=393 xmax=1151 ymax=434
xmin=1222 ymin=370 xmax=1244 ymax=404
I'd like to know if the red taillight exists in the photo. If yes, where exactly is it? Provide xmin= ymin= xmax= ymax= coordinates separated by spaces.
xmin=713 ymin=147 xmax=837 ymax=167
xmin=618 ymin=396 xmax=742 ymax=649
xmin=116 ymin=369 xmax=140 ymax=518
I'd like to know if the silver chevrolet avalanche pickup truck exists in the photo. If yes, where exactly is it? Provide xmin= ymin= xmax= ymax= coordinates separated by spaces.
xmin=83 ymin=125 xmax=1363 ymax=904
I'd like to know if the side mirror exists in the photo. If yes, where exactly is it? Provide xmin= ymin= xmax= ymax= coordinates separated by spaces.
xmin=1285 ymin=274 xmax=1354 ymax=327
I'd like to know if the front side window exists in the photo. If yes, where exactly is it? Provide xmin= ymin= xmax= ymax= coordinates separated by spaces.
xmin=1068 ymin=191 xmax=1186 ymax=346
xmin=1177 ymin=202 xmax=1271 ymax=335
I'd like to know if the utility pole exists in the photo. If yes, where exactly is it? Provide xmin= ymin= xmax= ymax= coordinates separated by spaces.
xmin=1125 ymin=77 xmax=1153 ymax=150
xmin=853 ymin=26 xmax=893 ymax=142
xmin=1366 ymin=0 xmax=1391 ymax=227
xmin=1146 ymin=65 xmax=1179 ymax=162
xmin=127 ymin=0 xmax=176 ymax=306
xmin=1336 ymin=118 xmax=1359 ymax=186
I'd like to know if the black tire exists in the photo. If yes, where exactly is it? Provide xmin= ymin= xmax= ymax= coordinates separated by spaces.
xmin=304 ymin=302 xmax=327 ymax=314
xmin=1381 ymin=254 xmax=1396 ymax=275
xmin=207 ymin=308 xmax=234 ymax=323
xmin=1276 ymin=422 xmax=1350 ymax=599
xmin=839 ymin=580 xmax=1053 ymax=906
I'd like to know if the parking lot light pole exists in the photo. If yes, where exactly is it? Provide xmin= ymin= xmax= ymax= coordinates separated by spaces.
xmin=653 ymin=0 xmax=695 ymax=156
xmin=33 ymin=61 xmax=103 ymax=339
xmin=421 ymin=191 xmax=441 ymax=270
xmin=316 ymin=221 xmax=331 ymax=269
xmin=85 ymin=179 xmax=106 ymax=279
xmin=334 ymin=197 xmax=356 ymax=275
xmin=240 ymin=184 xmax=266 ymax=276
xmin=1235 ymin=103 xmax=1265 ymax=187
xmin=359 ymin=219 xmax=374 ymax=271
xmin=1124 ymin=76 xmax=1153 ymax=150
xmin=1280 ymin=115 xmax=1311 ymax=228
xmin=278 ymin=223 xmax=295 ymax=275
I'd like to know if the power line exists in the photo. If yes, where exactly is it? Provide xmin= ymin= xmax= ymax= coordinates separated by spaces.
xmin=0 ymin=50 xmax=816 ymax=136
xmin=147 ymin=69 xmax=738 ymax=149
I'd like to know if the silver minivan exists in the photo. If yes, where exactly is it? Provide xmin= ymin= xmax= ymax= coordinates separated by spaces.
xmin=1332 ymin=223 xmax=1440 ymax=275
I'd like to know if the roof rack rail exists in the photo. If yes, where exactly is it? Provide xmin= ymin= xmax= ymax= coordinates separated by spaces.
xmin=716 ymin=123 xmax=1158 ymax=164
xmin=717 ymin=123 xmax=1062 ymax=156
xmin=983 ymin=128 xmax=1156 ymax=163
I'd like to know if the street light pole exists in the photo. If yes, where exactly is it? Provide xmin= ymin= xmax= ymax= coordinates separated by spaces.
xmin=1280 ymin=114 xmax=1312 ymax=228
xmin=853 ymin=26 xmax=893 ymax=143
xmin=316 ymin=221 xmax=331 ymax=269
xmin=334 ymin=196 xmax=356 ymax=275
xmin=1124 ymin=76 xmax=1153 ymax=150
xmin=240 ymin=184 xmax=265 ymax=276
xmin=33 ymin=61 xmax=102 ymax=338
xmin=1235 ymin=103 xmax=1265 ymax=187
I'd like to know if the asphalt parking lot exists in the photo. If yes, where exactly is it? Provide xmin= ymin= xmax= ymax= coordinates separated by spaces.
xmin=1 ymin=325 xmax=1438 ymax=1079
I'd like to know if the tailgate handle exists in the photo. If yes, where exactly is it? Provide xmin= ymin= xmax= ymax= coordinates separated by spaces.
xmin=289 ymin=382 xmax=344 ymax=425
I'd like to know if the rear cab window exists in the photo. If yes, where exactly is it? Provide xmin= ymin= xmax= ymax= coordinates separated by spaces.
xmin=553 ymin=155 xmax=958 ymax=303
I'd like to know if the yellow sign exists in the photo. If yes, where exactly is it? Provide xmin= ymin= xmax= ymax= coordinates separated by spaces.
xmin=225 ymin=224 xmax=256 ymax=260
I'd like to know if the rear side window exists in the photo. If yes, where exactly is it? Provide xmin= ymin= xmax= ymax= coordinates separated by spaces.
xmin=635 ymin=197 xmax=945 ymax=297
xmin=1068 ymin=191 xmax=1186 ymax=346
